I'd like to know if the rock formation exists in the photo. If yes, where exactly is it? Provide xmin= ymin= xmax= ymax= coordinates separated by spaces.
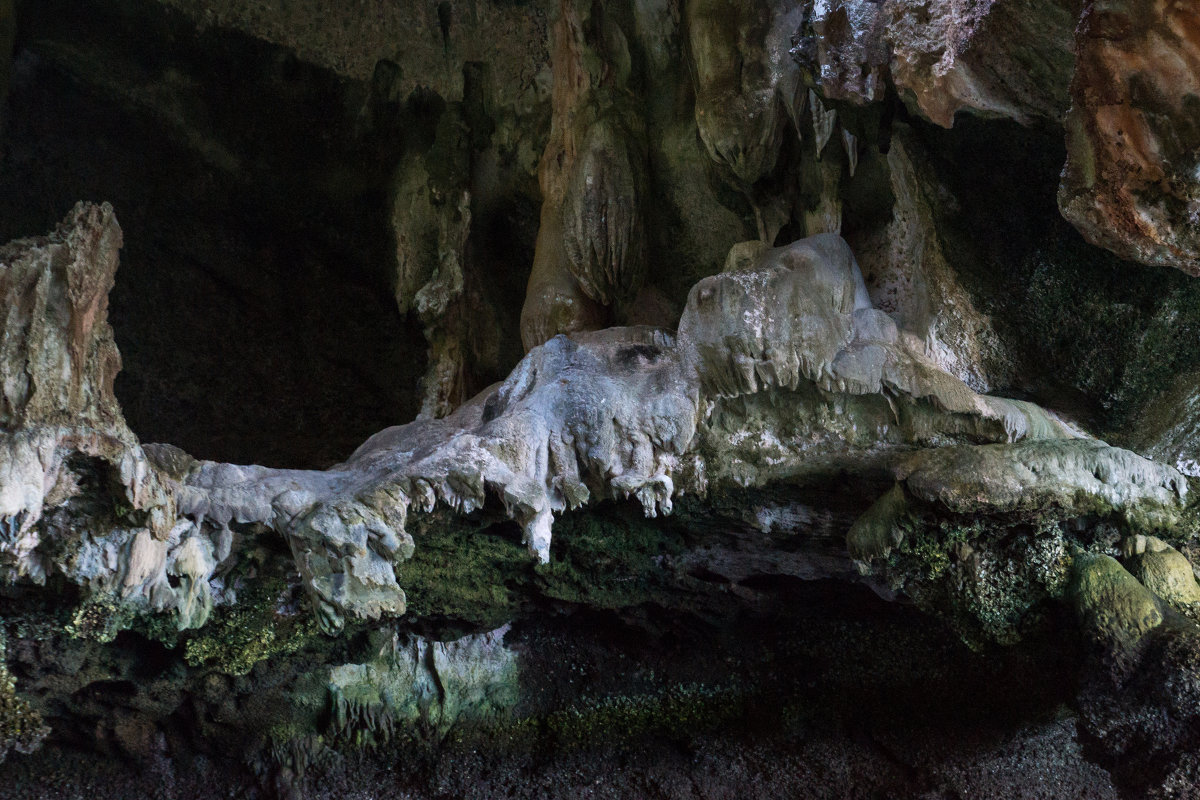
xmin=4 ymin=0 xmax=1200 ymax=797
xmin=520 ymin=0 xmax=648 ymax=350
xmin=1059 ymin=0 xmax=1200 ymax=274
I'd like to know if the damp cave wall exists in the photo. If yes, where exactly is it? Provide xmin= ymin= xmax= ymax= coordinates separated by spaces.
xmin=4 ymin=0 xmax=1199 ymax=473
xmin=4 ymin=1 xmax=1200 ymax=798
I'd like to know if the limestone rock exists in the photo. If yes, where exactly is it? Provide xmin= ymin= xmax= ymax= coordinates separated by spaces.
xmin=0 ymin=204 xmax=175 ymax=588
xmin=0 ymin=201 xmax=124 ymax=431
xmin=686 ymin=0 xmax=804 ymax=189
xmin=156 ymin=0 xmax=552 ymax=97
xmin=329 ymin=625 xmax=518 ymax=740
xmin=1123 ymin=535 xmax=1200 ymax=617
xmin=899 ymin=439 xmax=1186 ymax=523
xmin=10 ymin=3 xmax=1200 ymax=790
xmin=561 ymin=118 xmax=646 ymax=309
xmin=3 ymin=207 xmax=1193 ymax=774
xmin=685 ymin=0 xmax=805 ymax=242
xmin=848 ymin=439 xmax=1188 ymax=562
xmin=852 ymin=127 xmax=1011 ymax=393
xmin=795 ymin=0 xmax=1076 ymax=125
xmin=793 ymin=0 xmax=889 ymax=105
xmin=174 ymin=231 xmax=1087 ymax=634
xmin=1059 ymin=0 xmax=1200 ymax=273
xmin=1069 ymin=548 xmax=1200 ymax=790
xmin=886 ymin=0 xmax=1076 ymax=126
xmin=1125 ymin=367 xmax=1200 ymax=478
xmin=1071 ymin=552 xmax=1166 ymax=652
xmin=521 ymin=1 xmax=648 ymax=349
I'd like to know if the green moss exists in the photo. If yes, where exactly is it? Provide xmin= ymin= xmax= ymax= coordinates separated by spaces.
xmin=891 ymin=514 xmax=974 ymax=581
xmin=541 ymin=681 xmax=743 ymax=748
xmin=7 ymin=608 xmax=68 ymax=643
xmin=64 ymin=592 xmax=136 ymax=643
xmin=0 ymin=629 xmax=48 ymax=763
xmin=887 ymin=514 xmax=1073 ymax=648
xmin=264 ymin=727 xmax=334 ymax=781
xmin=392 ymin=522 xmax=531 ymax=627
xmin=184 ymin=581 xmax=317 ymax=676
xmin=537 ymin=511 xmax=686 ymax=608
xmin=440 ymin=680 xmax=747 ymax=756
xmin=135 ymin=611 xmax=181 ymax=649
xmin=392 ymin=505 xmax=686 ymax=626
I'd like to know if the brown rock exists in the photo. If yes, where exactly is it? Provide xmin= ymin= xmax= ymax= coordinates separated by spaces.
xmin=0 ymin=202 xmax=126 ymax=432
xmin=1059 ymin=0 xmax=1200 ymax=273
xmin=521 ymin=0 xmax=648 ymax=349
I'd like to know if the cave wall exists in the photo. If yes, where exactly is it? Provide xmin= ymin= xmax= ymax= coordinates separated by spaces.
xmin=4 ymin=1 xmax=1200 ymax=798
xmin=0 ymin=0 xmax=432 ymax=468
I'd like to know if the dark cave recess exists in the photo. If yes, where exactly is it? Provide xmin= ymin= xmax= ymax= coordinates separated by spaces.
xmin=0 ymin=0 xmax=430 ymax=469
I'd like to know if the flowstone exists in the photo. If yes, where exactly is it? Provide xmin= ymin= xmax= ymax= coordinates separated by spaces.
xmin=3 ymin=205 xmax=1200 ymax=784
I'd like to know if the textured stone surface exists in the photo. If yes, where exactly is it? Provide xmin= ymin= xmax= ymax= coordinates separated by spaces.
xmin=0 ymin=212 xmax=1099 ymax=644
xmin=686 ymin=0 xmax=804 ymax=190
xmin=165 ymin=231 xmax=1090 ymax=638
xmin=329 ymin=625 xmax=518 ymax=739
xmin=156 ymin=0 xmax=552 ymax=95
xmin=1127 ymin=368 xmax=1200 ymax=477
xmin=795 ymin=0 xmax=1076 ymax=125
xmin=851 ymin=126 xmax=1011 ymax=392
xmin=0 ymin=204 xmax=175 ymax=588
xmin=520 ymin=1 xmax=647 ymax=349
xmin=1059 ymin=0 xmax=1200 ymax=273
xmin=848 ymin=439 xmax=1188 ymax=562
xmin=7 ymin=1 xmax=1200 ymax=794
xmin=1123 ymin=535 xmax=1200 ymax=617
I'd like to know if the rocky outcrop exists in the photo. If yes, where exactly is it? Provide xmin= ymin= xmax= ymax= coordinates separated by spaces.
xmin=156 ymin=0 xmax=551 ymax=95
xmin=1059 ymin=0 xmax=1200 ymax=274
xmin=0 ymin=629 xmax=47 ymax=766
xmin=851 ymin=126 xmax=1011 ymax=392
xmin=0 ymin=203 xmax=175 ymax=587
xmin=520 ymin=1 xmax=648 ymax=349
xmin=329 ymin=625 xmax=518 ymax=742
xmin=0 ymin=207 xmax=1102 ymax=640
xmin=9 ymin=2 xmax=1200 ymax=796
xmin=2 ymin=189 xmax=1199 ymax=800
xmin=388 ymin=78 xmax=476 ymax=419
xmin=168 ymin=230 xmax=1089 ymax=639
xmin=795 ymin=0 xmax=1076 ymax=125
xmin=1127 ymin=368 xmax=1200 ymax=477
xmin=686 ymin=0 xmax=804 ymax=240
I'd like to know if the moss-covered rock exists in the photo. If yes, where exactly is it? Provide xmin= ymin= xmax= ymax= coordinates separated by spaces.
xmin=537 ymin=511 xmax=687 ymax=609
xmin=63 ymin=592 xmax=138 ymax=644
xmin=0 ymin=629 xmax=49 ymax=764
xmin=538 ymin=681 xmax=746 ymax=749
xmin=328 ymin=626 xmax=519 ymax=745
xmin=883 ymin=513 xmax=1073 ymax=648
xmin=392 ymin=521 xmax=532 ymax=628
xmin=1070 ymin=552 xmax=1165 ymax=656
xmin=1122 ymin=536 xmax=1200 ymax=620
xmin=182 ymin=580 xmax=318 ymax=676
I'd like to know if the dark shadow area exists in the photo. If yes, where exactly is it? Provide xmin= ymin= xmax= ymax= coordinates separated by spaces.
xmin=910 ymin=114 xmax=1200 ymax=436
xmin=0 ymin=0 xmax=427 ymax=468
xmin=0 ymin=573 xmax=1095 ymax=800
